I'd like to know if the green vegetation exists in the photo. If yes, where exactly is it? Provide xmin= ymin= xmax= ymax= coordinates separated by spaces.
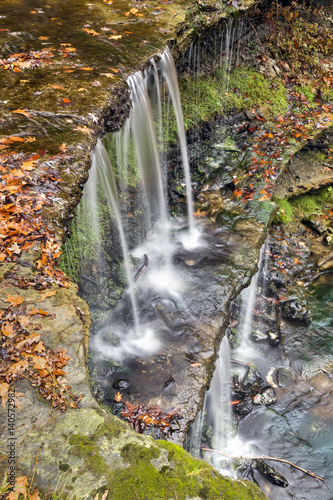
xmin=164 ymin=67 xmax=288 ymax=141
xmin=273 ymin=186 xmax=333 ymax=224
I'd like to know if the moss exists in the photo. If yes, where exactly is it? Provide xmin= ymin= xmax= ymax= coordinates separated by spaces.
xmin=68 ymin=434 xmax=108 ymax=476
xmin=290 ymin=185 xmax=333 ymax=217
xmin=166 ymin=66 xmax=288 ymax=140
xmin=272 ymin=197 xmax=295 ymax=224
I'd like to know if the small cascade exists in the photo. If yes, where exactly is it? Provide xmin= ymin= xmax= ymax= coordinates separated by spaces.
xmin=205 ymin=336 xmax=233 ymax=471
xmin=159 ymin=47 xmax=195 ymax=237
xmin=188 ymin=241 xmax=269 ymax=473
xmin=94 ymin=140 xmax=140 ymax=334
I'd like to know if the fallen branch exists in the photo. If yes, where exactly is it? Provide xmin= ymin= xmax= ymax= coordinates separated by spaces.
xmin=201 ymin=448 xmax=325 ymax=482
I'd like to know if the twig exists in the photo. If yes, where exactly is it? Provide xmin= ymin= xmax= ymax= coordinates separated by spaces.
xmin=173 ymin=483 xmax=178 ymax=500
xmin=231 ymin=359 xmax=255 ymax=367
xmin=29 ymin=447 xmax=39 ymax=492
xmin=201 ymin=448 xmax=325 ymax=482
xmin=131 ymin=486 xmax=140 ymax=500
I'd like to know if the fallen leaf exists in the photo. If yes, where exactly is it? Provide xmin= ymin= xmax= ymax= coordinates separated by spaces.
xmin=13 ymin=109 xmax=31 ymax=118
xmin=4 ymin=294 xmax=24 ymax=307
xmin=0 ymin=382 xmax=9 ymax=409
xmin=39 ymin=36 xmax=49 ymax=40
xmin=101 ymin=73 xmax=115 ymax=78
xmin=190 ymin=362 xmax=202 ymax=367
xmin=76 ymin=125 xmax=93 ymax=135
xmin=130 ymin=7 xmax=139 ymax=13
xmin=62 ymin=98 xmax=71 ymax=103
xmin=1 ymin=322 xmax=16 ymax=338
xmin=29 ymin=490 xmax=40 ymax=500
xmin=114 ymin=392 xmax=122 ymax=402
xmin=38 ymin=290 xmax=57 ymax=301
xmin=8 ymin=360 xmax=29 ymax=376
xmin=16 ymin=334 xmax=41 ymax=350
xmin=8 ymin=477 xmax=28 ymax=500
xmin=81 ymin=67 xmax=94 ymax=71
xmin=27 ymin=308 xmax=49 ymax=316
xmin=109 ymin=35 xmax=122 ymax=40
xmin=110 ymin=67 xmax=119 ymax=73
xmin=51 ymin=85 xmax=65 ymax=90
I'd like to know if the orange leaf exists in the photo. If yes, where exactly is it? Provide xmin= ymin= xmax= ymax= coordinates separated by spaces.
xmin=233 ymin=189 xmax=244 ymax=198
xmin=190 ymin=362 xmax=202 ymax=367
xmin=124 ymin=11 xmax=130 ymax=16
xmin=130 ymin=7 xmax=138 ymax=14
xmin=76 ymin=125 xmax=93 ymax=135
xmin=8 ymin=476 xmax=28 ymax=500
xmin=1 ymin=322 xmax=16 ymax=338
xmin=4 ymin=293 xmax=24 ymax=306
xmin=8 ymin=360 xmax=29 ymax=376
xmin=62 ymin=98 xmax=71 ymax=103
xmin=294 ymin=257 xmax=300 ymax=264
xmin=9 ymin=136 xmax=24 ymax=142
xmin=13 ymin=109 xmax=31 ymax=118
xmin=27 ymin=308 xmax=49 ymax=316
xmin=29 ymin=490 xmax=40 ymax=500
xmin=114 ymin=392 xmax=122 ymax=402
xmin=0 ymin=382 xmax=9 ymax=409
xmin=110 ymin=68 xmax=119 ymax=73
xmin=0 ymin=253 xmax=6 ymax=261
xmin=38 ymin=290 xmax=57 ymax=302
xmin=51 ymin=85 xmax=65 ymax=90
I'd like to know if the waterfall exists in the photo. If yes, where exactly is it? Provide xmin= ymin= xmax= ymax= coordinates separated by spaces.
xmin=159 ymin=47 xmax=196 ymax=237
xmin=94 ymin=140 xmax=140 ymax=334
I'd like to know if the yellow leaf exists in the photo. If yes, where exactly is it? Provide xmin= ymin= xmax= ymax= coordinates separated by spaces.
xmin=24 ymin=136 xmax=36 ymax=142
xmin=4 ymin=294 xmax=24 ymax=306
xmin=124 ymin=11 xmax=130 ymax=16
xmin=51 ymin=85 xmax=65 ymax=90
xmin=0 ymin=382 xmax=9 ymax=409
xmin=109 ymin=35 xmax=122 ymax=40
xmin=101 ymin=73 xmax=115 ymax=78
xmin=78 ymin=87 xmax=86 ymax=92
xmin=130 ymin=7 xmax=138 ymax=14
xmin=22 ymin=160 xmax=37 ymax=171
xmin=27 ymin=308 xmax=49 ymax=316
xmin=114 ymin=391 xmax=122 ymax=402
xmin=13 ymin=109 xmax=31 ymax=118
xmin=39 ymin=36 xmax=49 ymax=40
xmin=81 ymin=67 xmax=94 ymax=71
xmin=110 ymin=67 xmax=119 ymax=73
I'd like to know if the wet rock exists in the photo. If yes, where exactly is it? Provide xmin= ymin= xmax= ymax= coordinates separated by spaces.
xmin=243 ymin=367 xmax=265 ymax=391
xmin=163 ymin=376 xmax=176 ymax=390
xmin=103 ymin=331 xmax=121 ymax=346
xmin=234 ymin=400 xmax=254 ymax=417
xmin=112 ymin=378 xmax=130 ymax=390
xmin=267 ymin=330 xmax=280 ymax=348
xmin=255 ymin=460 xmax=288 ymax=488
xmin=281 ymin=297 xmax=312 ymax=324
xmin=250 ymin=329 xmax=268 ymax=343
xmin=323 ymin=230 xmax=333 ymax=246
xmin=109 ymin=400 xmax=127 ymax=418
xmin=143 ymin=427 xmax=165 ymax=440
xmin=302 ymin=214 xmax=328 ymax=235
xmin=155 ymin=354 xmax=167 ymax=364
xmin=253 ymin=387 xmax=277 ymax=406
xmin=245 ymin=110 xmax=256 ymax=121
xmin=277 ymin=368 xmax=295 ymax=388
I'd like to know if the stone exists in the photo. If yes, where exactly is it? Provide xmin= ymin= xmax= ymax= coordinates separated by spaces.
xmin=112 ymin=378 xmax=130 ymax=390
xmin=253 ymin=387 xmax=277 ymax=406
xmin=256 ymin=460 xmax=288 ymax=487
xmin=281 ymin=298 xmax=312 ymax=324
xmin=103 ymin=332 xmax=121 ymax=346
xmin=277 ymin=368 xmax=295 ymax=388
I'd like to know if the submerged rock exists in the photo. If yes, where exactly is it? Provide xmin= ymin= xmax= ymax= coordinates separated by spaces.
xmin=255 ymin=460 xmax=288 ymax=488
xmin=277 ymin=368 xmax=295 ymax=388
xmin=253 ymin=387 xmax=277 ymax=406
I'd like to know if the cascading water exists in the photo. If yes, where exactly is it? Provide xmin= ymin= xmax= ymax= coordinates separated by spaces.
xmin=93 ymin=140 xmax=140 ymax=334
xmin=159 ymin=47 xmax=196 ymax=239
xmin=188 ymin=241 xmax=268 ymax=473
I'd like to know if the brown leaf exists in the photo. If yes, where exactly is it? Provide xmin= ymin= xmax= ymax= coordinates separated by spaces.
xmin=4 ymin=293 xmax=24 ymax=306
xmin=16 ymin=334 xmax=41 ymax=350
xmin=8 ymin=359 xmax=29 ymax=375
xmin=29 ymin=490 xmax=40 ymax=500
xmin=0 ymin=382 xmax=9 ymax=409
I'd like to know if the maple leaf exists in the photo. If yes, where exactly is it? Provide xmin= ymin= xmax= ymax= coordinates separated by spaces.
xmin=13 ymin=109 xmax=31 ymax=118
xmin=0 ymin=382 xmax=9 ymax=409
xmin=7 ymin=242 xmax=21 ymax=254
xmin=38 ymin=290 xmax=57 ymax=302
xmin=4 ymin=293 xmax=24 ymax=306
xmin=114 ymin=391 xmax=122 ymax=402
